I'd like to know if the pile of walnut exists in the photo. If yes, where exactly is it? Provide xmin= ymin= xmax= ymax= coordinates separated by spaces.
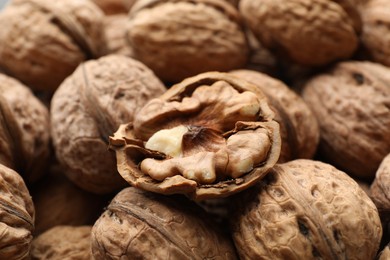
xmin=0 ymin=0 xmax=389 ymax=259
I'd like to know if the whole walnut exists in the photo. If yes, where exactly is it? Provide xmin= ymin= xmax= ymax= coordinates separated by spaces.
xmin=127 ymin=0 xmax=249 ymax=83
xmin=91 ymin=187 xmax=238 ymax=259
xmin=0 ymin=164 xmax=35 ymax=260
xmin=92 ymin=0 xmax=136 ymax=14
xmin=110 ymin=72 xmax=281 ymax=200
xmin=230 ymin=159 xmax=382 ymax=260
xmin=230 ymin=69 xmax=319 ymax=162
xmin=51 ymin=55 xmax=166 ymax=194
xmin=0 ymin=0 xmax=106 ymax=92
xmin=104 ymin=14 xmax=134 ymax=57
xmin=302 ymin=61 xmax=390 ymax=179
xmin=30 ymin=226 xmax=92 ymax=260
xmin=0 ymin=73 xmax=50 ymax=183
xmin=239 ymin=0 xmax=361 ymax=66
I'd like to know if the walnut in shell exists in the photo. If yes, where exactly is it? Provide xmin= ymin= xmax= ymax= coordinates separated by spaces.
xmin=230 ymin=69 xmax=319 ymax=163
xmin=104 ymin=14 xmax=134 ymax=57
xmin=31 ymin=226 xmax=92 ymax=260
xmin=230 ymin=159 xmax=382 ymax=260
xmin=0 ymin=164 xmax=35 ymax=260
xmin=302 ymin=61 xmax=390 ymax=179
xmin=91 ymin=187 xmax=238 ymax=259
xmin=110 ymin=72 xmax=281 ymax=200
xmin=127 ymin=0 xmax=249 ymax=83
xmin=51 ymin=55 xmax=166 ymax=194
xmin=0 ymin=73 xmax=50 ymax=183
xmin=239 ymin=0 xmax=361 ymax=66
xmin=92 ymin=0 xmax=136 ymax=14
xmin=0 ymin=0 xmax=106 ymax=92
xmin=378 ymin=243 xmax=390 ymax=260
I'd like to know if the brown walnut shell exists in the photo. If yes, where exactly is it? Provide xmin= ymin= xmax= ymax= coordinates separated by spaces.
xmin=51 ymin=55 xmax=166 ymax=194
xmin=127 ymin=0 xmax=249 ymax=83
xmin=230 ymin=69 xmax=319 ymax=163
xmin=302 ymin=61 xmax=390 ymax=179
xmin=31 ymin=226 xmax=92 ymax=260
xmin=239 ymin=0 xmax=360 ymax=66
xmin=0 ymin=0 xmax=105 ymax=92
xmin=230 ymin=159 xmax=382 ymax=260
xmin=110 ymin=72 xmax=281 ymax=200
xmin=91 ymin=187 xmax=238 ymax=259
xmin=92 ymin=0 xmax=135 ymax=14
xmin=0 ymin=164 xmax=35 ymax=260
xmin=0 ymin=73 xmax=50 ymax=183
xmin=104 ymin=14 xmax=134 ymax=57
xmin=378 ymin=243 xmax=390 ymax=260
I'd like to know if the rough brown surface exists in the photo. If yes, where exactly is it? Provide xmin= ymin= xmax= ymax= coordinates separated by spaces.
xmin=31 ymin=226 xmax=92 ymax=260
xmin=0 ymin=0 xmax=106 ymax=92
xmin=110 ymin=72 xmax=281 ymax=200
xmin=91 ymin=187 xmax=238 ymax=259
xmin=240 ymin=0 xmax=360 ymax=66
xmin=0 ymin=73 xmax=50 ymax=183
xmin=104 ymin=14 xmax=134 ymax=57
xmin=0 ymin=164 xmax=35 ymax=260
xmin=378 ymin=243 xmax=390 ymax=260
xmin=51 ymin=55 xmax=166 ymax=193
xmin=302 ymin=61 xmax=390 ymax=179
xmin=127 ymin=0 xmax=248 ymax=83
xmin=230 ymin=69 xmax=319 ymax=162
xmin=231 ymin=159 xmax=382 ymax=260
xmin=92 ymin=0 xmax=135 ymax=14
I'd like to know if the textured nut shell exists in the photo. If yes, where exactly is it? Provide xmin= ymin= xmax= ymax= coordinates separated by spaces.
xmin=104 ymin=15 xmax=134 ymax=57
xmin=92 ymin=0 xmax=134 ymax=14
xmin=239 ymin=0 xmax=359 ymax=66
xmin=0 ymin=164 xmax=34 ymax=260
xmin=231 ymin=159 xmax=382 ymax=260
xmin=230 ymin=69 xmax=319 ymax=162
xmin=378 ymin=243 xmax=390 ymax=260
xmin=361 ymin=0 xmax=390 ymax=67
xmin=302 ymin=61 xmax=390 ymax=179
xmin=31 ymin=226 xmax=92 ymax=260
xmin=0 ymin=73 xmax=50 ymax=183
xmin=91 ymin=187 xmax=237 ymax=259
xmin=0 ymin=0 xmax=105 ymax=92
xmin=51 ymin=55 xmax=166 ymax=193
xmin=127 ymin=0 xmax=248 ymax=82
xmin=370 ymin=153 xmax=390 ymax=223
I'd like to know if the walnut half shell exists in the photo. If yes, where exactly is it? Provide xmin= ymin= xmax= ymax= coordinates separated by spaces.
xmin=110 ymin=72 xmax=281 ymax=200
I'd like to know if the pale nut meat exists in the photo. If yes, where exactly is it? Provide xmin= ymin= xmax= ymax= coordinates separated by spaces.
xmin=127 ymin=0 xmax=249 ymax=83
xmin=50 ymin=55 xmax=166 ymax=194
xmin=30 ymin=226 xmax=92 ymax=260
xmin=0 ymin=0 xmax=106 ymax=92
xmin=104 ymin=14 xmax=134 ymax=58
xmin=239 ymin=0 xmax=360 ymax=66
xmin=230 ymin=69 xmax=319 ymax=163
xmin=0 ymin=73 xmax=50 ymax=183
xmin=230 ymin=159 xmax=382 ymax=260
xmin=302 ymin=61 xmax=390 ymax=179
xmin=91 ymin=187 xmax=238 ymax=259
xmin=0 ymin=164 xmax=35 ymax=260
xmin=110 ymin=72 xmax=281 ymax=200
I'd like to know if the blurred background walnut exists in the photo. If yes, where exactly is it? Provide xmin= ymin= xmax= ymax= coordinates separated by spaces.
xmin=91 ymin=0 xmax=136 ymax=14
xmin=104 ymin=14 xmax=134 ymax=57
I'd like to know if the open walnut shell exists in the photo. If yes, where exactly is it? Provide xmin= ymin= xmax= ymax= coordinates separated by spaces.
xmin=110 ymin=72 xmax=281 ymax=200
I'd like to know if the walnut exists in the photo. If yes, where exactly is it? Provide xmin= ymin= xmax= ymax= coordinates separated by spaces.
xmin=51 ymin=55 xmax=166 ymax=193
xmin=378 ymin=243 xmax=390 ymax=260
xmin=0 ymin=0 xmax=106 ymax=92
xmin=0 ymin=73 xmax=50 ymax=183
xmin=30 ymin=226 xmax=92 ymax=260
xmin=92 ymin=0 xmax=136 ymax=14
xmin=302 ymin=61 xmax=390 ymax=179
xmin=230 ymin=159 xmax=382 ymax=260
xmin=360 ymin=0 xmax=390 ymax=67
xmin=91 ymin=187 xmax=238 ymax=259
xmin=127 ymin=0 xmax=249 ymax=83
xmin=110 ymin=72 xmax=281 ymax=200
xmin=104 ymin=14 xmax=134 ymax=57
xmin=230 ymin=69 xmax=319 ymax=163
xmin=239 ymin=0 xmax=361 ymax=66
xmin=0 ymin=164 xmax=34 ymax=260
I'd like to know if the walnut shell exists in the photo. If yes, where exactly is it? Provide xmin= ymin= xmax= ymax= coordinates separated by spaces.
xmin=91 ymin=187 xmax=238 ymax=259
xmin=378 ymin=243 xmax=390 ymax=260
xmin=230 ymin=159 xmax=382 ymax=260
xmin=31 ymin=226 xmax=92 ymax=260
xmin=0 ymin=73 xmax=50 ymax=183
xmin=51 ymin=55 xmax=166 ymax=194
xmin=104 ymin=14 xmax=134 ymax=57
xmin=92 ymin=0 xmax=135 ymax=14
xmin=302 ymin=61 xmax=390 ymax=179
xmin=230 ymin=69 xmax=319 ymax=163
xmin=127 ymin=0 xmax=249 ymax=83
xmin=0 ymin=164 xmax=34 ymax=260
xmin=0 ymin=0 xmax=105 ymax=92
xmin=239 ymin=0 xmax=360 ymax=66
xmin=110 ymin=72 xmax=281 ymax=200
